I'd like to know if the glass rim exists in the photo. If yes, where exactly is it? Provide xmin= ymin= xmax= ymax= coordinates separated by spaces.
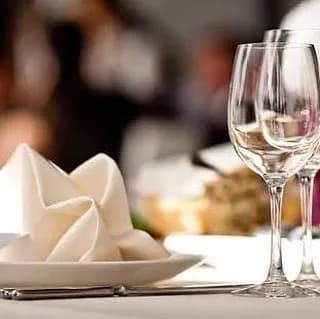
xmin=265 ymin=28 xmax=320 ymax=33
xmin=238 ymin=42 xmax=315 ymax=50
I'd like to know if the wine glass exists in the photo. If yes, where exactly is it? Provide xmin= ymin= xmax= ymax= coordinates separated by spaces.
xmin=228 ymin=42 xmax=320 ymax=298
xmin=265 ymin=29 xmax=320 ymax=290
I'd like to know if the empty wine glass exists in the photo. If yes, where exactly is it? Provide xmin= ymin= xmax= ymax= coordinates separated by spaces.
xmin=228 ymin=42 xmax=320 ymax=298
xmin=265 ymin=29 xmax=320 ymax=290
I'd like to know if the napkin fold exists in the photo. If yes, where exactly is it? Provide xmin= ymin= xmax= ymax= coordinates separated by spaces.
xmin=0 ymin=144 xmax=168 ymax=262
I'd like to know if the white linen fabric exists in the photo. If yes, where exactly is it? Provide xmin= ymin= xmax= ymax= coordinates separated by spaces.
xmin=0 ymin=144 xmax=168 ymax=262
xmin=0 ymin=293 xmax=319 ymax=319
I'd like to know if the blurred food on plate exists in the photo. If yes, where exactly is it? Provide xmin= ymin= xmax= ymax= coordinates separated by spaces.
xmin=134 ymin=144 xmax=300 ymax=237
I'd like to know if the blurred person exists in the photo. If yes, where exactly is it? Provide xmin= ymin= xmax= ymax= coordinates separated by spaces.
xmin=46 ymin=22 xmax=140 ymax=172
xmin=35 ymin=0 xmax=166 ymax=108
xmin=70 ymin=0 xmax=162 ymax=104
xmin=44 ymin=0 xmax=168 ymax=171
xmin=12 ymin=6 xmax=58 ymax=113
xmin=0 ymin=1 xmax=52 ymax=165
xmin=176 ymin=33 xmax=235 ymax=148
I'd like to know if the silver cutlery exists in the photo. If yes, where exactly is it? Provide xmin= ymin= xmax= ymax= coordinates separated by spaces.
xmin=1 ymin=283 xmax=249 ymax=300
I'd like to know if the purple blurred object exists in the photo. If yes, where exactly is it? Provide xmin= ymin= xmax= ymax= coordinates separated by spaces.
xmin=313 ymin=172 xmax=320 ymax=224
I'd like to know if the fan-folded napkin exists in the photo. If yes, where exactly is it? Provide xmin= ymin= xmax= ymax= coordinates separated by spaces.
xmin=0 ymin=144 xmax=168 ymax=262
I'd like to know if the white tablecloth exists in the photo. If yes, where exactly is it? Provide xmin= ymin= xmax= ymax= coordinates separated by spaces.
xmin=1 ymin=294 xmax=319 ymax=319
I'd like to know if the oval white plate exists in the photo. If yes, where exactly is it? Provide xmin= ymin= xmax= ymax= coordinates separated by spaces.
xmin=0 ymin=254 xmax=202 ymax=287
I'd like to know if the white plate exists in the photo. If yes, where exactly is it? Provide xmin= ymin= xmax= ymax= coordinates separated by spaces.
xmin=0 ymin=254 xmax=202 ymax=287
xmin=165 ymin=234 xmax=320 ymax=283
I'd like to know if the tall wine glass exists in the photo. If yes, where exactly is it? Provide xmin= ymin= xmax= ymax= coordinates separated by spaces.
xmin=228 ymin=42 xmax=320 ymax=298
xmin=265 ymin=29 xmax=320 ymax=289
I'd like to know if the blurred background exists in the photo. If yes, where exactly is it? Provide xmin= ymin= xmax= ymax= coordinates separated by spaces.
xmin=0 ymin=0 xmax=304 ymax=171
xmin=0 ymin=0 xmax=313 ymax=236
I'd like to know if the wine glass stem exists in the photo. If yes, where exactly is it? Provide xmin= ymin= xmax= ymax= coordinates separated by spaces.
xmin=297 ymin=171 xmax=317 ymax=277
xmin=266 ymin=181 xmax=286 ymax=282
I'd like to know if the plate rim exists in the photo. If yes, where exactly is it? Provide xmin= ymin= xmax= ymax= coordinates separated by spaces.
xmin=0 ymin=253 xmax=204 ymax=267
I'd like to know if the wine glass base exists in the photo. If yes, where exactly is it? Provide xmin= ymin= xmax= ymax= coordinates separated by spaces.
xmin=292 ymin=278 xmax=320 ymax=291
xmin=232 ymin=280 xmax=316 ymax=298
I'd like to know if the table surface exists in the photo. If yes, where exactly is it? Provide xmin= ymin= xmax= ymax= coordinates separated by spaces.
xmin=1 ymin=294 xmax=319 ymax=319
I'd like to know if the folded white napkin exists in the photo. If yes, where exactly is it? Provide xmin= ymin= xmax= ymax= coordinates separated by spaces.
xmin=0 ymin=144 xmax=169 ymax=262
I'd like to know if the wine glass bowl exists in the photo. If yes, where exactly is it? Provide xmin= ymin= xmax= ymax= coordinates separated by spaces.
xmin=229 ymin=43 xmax=319 ymax=181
